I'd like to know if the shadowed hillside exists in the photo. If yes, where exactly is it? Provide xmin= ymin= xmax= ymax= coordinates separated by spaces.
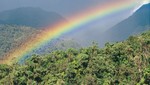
xmin=0 ymin=7 xmax=67 ymax=28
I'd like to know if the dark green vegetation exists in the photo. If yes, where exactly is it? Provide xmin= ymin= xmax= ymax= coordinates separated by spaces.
xmin=0 ymin=30 xmax=150 ymax=85
xmin=0 ymin=25 xmax=37 ymax=58
xmin=0 ymin=7 xmax=66 ymax=28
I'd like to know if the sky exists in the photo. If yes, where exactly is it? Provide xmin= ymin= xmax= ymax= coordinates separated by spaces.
xmin=0 ymin=0 xmax=106 ymax=16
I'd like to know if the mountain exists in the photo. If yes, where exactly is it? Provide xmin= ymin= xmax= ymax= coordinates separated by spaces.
xmin=0 ymin=7 xmax=66 ymax=28
xmin=102 ymin=3 xmax=150 ymax=42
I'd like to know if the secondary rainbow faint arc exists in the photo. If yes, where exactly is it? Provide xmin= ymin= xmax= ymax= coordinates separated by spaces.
xmin=0 ymin=0 xmax=135 ymax=65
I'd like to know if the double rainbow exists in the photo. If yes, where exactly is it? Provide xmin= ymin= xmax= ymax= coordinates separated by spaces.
xmin=0 ymin=0 xmax=136 ymax=65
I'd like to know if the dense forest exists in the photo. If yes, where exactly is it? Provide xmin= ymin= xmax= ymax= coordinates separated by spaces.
xmin=0 ymin=30 xmax=150 ymax=85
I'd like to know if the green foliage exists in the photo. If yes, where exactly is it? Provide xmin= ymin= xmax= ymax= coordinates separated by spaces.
xmin=0 ymin=30 xmax=150 ymax=85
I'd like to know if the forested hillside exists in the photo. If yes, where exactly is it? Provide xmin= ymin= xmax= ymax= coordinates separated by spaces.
xmin=0 ymin=30 xmax=150 ymax=85
xmin=0 ymin=25 xmax=37 ymax=58
xmin=0 ymin=24 xmax=80 ymax=61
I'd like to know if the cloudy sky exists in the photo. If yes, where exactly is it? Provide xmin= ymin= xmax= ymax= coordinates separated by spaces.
xmin=0 ymin=0 xmax=105 ymax=15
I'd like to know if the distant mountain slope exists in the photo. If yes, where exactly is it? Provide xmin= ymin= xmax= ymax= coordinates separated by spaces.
xmin=0 ymin=7 xmax=66 ymax=28
xmin=103 ymin=3 xmax=150 ymax=42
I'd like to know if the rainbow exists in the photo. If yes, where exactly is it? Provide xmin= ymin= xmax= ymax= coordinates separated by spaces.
xmin=0 ymin=0 xmax=136 ymax=65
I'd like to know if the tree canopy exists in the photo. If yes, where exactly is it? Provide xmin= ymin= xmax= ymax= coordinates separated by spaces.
xmin=0 ymin=30 xmax=150 ymax=85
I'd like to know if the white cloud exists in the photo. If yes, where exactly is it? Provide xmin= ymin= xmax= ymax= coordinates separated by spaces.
xmin=143 ymin=0 xmax=150 ymax=4
xmin=133 ymin=0 xmax=149 ymax=12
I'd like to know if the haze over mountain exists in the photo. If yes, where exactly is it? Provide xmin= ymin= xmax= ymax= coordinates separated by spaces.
xmin=102 ymin=3 xmax=150 ymax=43
xmin=0 ymin=7 xmax=67 ymax=28
xmin=87 ymin=3 xmax=150 ymax=46
xmin=64 ymin=3 xmax=150 ymax=47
